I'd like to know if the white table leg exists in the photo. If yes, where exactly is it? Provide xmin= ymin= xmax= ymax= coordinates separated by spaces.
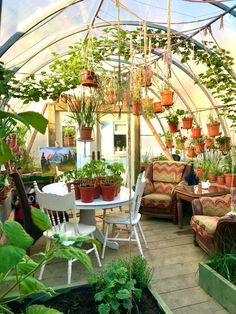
xmin=79 ymin=209 xmax=119 ymax=250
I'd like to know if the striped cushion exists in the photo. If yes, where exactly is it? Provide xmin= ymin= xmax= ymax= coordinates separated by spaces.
xmin=142 ymin=193 xmax=172 ymax=208
xmin=191 ymin=215 xmax=220 ymax=238
xmin=153 ymin=182 xmax=176 ymax=194
xmin=153 ymin=161 xmax=186 ymax=183
xmin=200 ymin=194 xmax=232 ymax=217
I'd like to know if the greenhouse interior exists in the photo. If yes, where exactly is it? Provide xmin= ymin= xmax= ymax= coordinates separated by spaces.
xmin=1 ymin=0 xmax=236 ymax=313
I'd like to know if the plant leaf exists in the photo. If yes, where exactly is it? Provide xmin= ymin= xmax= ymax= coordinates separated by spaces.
xmin=31 ymin=207 xmax=51 ymax=231
xmin=16 ymin=259 xmax=38 ymax=275
xmin=0 ymin=244 xmax=25 ymax=273
xmin=0 ymin=141 xmax=15 ymax=164
xmin=116 ymin=289 xmax=130 ymax=300
xmin=2 ymin=221 xmax=34 ymax=248
xmin=98 ymin=303 xmax=110 ymax=314
xmin=19 ymin=276 xmax=47 ymax=295
xmin=54 ymin=247 xmax=92 ymax=271
xmin=25 ymin=304 xmax=63 ymax=314
xmin=18 ymin=112 xmax=48 ymax=134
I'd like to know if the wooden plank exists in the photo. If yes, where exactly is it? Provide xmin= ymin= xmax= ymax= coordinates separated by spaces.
xmin=142 ymin=115 xmax=173 ymax=160
xmin=48 ymin=103 xmax=56 ymax=146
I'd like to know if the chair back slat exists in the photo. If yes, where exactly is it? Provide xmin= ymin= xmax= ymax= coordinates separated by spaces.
xmin=33 ymin=181 xmax=78 ymax=235
xmin=131 ymin=172 xmax=146 ymax=220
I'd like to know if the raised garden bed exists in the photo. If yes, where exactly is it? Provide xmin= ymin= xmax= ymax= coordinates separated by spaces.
xmin=199 ymin=262 xmax=236 ymax=314
xmin=8 ymin=283 xmax=173 ymax=314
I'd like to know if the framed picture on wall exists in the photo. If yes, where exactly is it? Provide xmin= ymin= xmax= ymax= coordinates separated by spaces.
xmin=39 ymin=147 xmax=76 ymax=176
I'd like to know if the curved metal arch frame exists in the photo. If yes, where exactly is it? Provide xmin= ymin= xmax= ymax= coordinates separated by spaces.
xmin=8 ymin=20 xmax=229 ymax=135
xmin=1 ymin=0 xmax=236 ymax=58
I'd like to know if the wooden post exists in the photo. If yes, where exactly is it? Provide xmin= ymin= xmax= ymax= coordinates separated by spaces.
xmin=143 ymin=116 xmax=173 ymax=160
xmin=48 ymin=103 xmax=56 ymax=146
xmin=134 ymin=115 xmax=141 ymax=180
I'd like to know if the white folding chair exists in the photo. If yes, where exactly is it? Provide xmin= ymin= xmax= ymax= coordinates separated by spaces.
xmin=33 ymin=181 xmax=101 ymax=284
xmin=101 ymin=172 xmax=148 ymax=258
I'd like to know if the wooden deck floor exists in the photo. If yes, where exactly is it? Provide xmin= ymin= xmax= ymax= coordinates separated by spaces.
xmin=31 ymin=213 xmax=229 ymax=314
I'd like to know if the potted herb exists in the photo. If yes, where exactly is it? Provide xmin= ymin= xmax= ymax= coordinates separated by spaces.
xmin=186 ymin=141 xmax=196 ymax=158
xmin=207 ymin=113 xmax=220 ymax=137
xmin=175 ymin=135 xmax=186 ymax=150
xmin=63 ymin=126 xmax=76 ymax=147
xmin=194 ymin=137 xmax=205 ymax=155
xmin=216 ymin=135 xmax=231 ymax=153
xmin=205 ymin=137 xmax=215 ymax=149
xmin=165 ymin=109 xmax=184 ymax=133
xmin=162 ymin=131 xmax=174 ymax=149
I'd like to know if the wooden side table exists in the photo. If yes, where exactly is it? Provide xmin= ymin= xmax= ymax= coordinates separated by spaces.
xmin=175 ymin=184 xmax=230 ymax=228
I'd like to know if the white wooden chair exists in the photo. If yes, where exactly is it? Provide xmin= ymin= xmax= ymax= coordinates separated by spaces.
xmin=33 ymin=181 xmax=101 ymax=284
xmin=101 ymin=172 xmax=148 ymax=258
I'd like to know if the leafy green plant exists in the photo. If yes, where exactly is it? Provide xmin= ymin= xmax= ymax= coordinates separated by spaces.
xmin=89 ymin=260 xmax=142 ymax=314
xmin=106 ymin=162 xmax=125 ymax=186
xmin=0 ymin=207 xmax=94 ymax=314
xmin=151 ymin=154 xmax=168 ymax=161
xmin=207 ymin=113 xmax=219 ymax=125
xmin=209 ymin=252 xmax=236 ymax=285
xmin=165 ymin=109 xmax=185 ymax=125
xmin=141 ymin=151 xmax=153 ymax=164
xmin=162 ymin=131 xmax=173 ymax=142
xmin=64 ymin=126 xmax=76 ymax=137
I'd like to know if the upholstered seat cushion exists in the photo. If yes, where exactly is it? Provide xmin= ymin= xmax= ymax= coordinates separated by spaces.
xmin=141 ymin=193 xmax=172 ymax=208
xmin=190 ymin=215 xmax=220 ymax=240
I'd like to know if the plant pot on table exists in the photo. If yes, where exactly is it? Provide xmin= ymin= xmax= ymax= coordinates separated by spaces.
xmin=80 ymin=185 xmax=95 ymax=203
xmin=101 ymin=184 xmax=116 ymax=201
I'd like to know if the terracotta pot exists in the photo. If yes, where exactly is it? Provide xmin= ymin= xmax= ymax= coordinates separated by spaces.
xmin=81 ymin=69 xmax=98 ymax=88
xmin=187 ymin=148 xmax=196 ymax=158
xmin=176 ymin=143 xmax=185 ymax=150
xmin=182 ymin=117 xmax=193 ymax=129
xmin=153 ymin=101 xmax=163 ymax=113
xmin=79 ymin=127 xmax=93 ymax=141
xmin=160 ymin=90 xmax=174 ymax=106
xmin=168 ymin=123 xmax=179 ymax=133
xmin=194 ymin=143 xmax=205 ymax=154
xmin=207 ymin=123 xmax=220 ymax=137
xmin=64 ymin=136 xmax=74 ymax=147
xmin=224 ymin=173 xmax=236 ymax=187
xmin=94 ymin=183 xmax=101 ymax=199
xmin=132 ymin=103 xmax=142 ymax=115
xmin=217 ymin=176 xmax=225 ymax=185
xmin=191 ymin=127 xmax=202 ymax=139
xmin=205 ymin=138 xmax=214 ymax=149
xmin=196 ymin=168 xmax=203 ymax=181
xmin=67 ymin=182 xmax=80 ymax=200
xmin=101 ymin=184 xmax=115 ymax=201
xmin=208 ymin=173 xmax=217 ymax=183
xmin=166 ymin=139 xmax=174 ymax=149
xmin=80 ymin=186 xmax=95 ymax=203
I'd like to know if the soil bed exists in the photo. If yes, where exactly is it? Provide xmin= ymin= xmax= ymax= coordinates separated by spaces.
xmin=9 ymin=284 xmax=164 ymax=314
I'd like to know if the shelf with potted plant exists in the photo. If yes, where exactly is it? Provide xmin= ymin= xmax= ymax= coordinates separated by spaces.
xmin=207 ymin=113 xmax=221 ymax=137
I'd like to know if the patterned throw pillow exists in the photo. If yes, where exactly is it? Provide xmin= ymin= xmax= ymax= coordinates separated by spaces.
xmin=200 ymin=194 xmax=232 ymax=217
xmin=153 ymin=161 xmax=186 ymax=183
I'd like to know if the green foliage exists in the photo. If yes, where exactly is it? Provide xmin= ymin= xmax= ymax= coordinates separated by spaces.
xmin=64 ymin=126 xmax=76 ymax=137
xmin=165 ymin=109 xmax=185 ymax=125
xmin=161 ymin=131 xmax=173 ymax=142
xmin=0 ymin=209 xmax=94 ymax=314
xmin=209 ymin=252 xmax=236 ymax=285
xmin=89 ymin=261 xmax=142 ymax=314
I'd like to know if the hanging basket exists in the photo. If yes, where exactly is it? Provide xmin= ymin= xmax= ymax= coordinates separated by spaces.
xmin=207 ymin=123 xmax=220 ymax=137
xmin=81 ymin=70 xmax=98 ymax=88
xmin=166 ymin=139 xmax=174 ymax=149
xmin=194 ymin=143 xmax=205 ymax=154
xmin=168 ymin=123 xmax=179 ymax=133
xmin=160 ymin=90 xmax=174 ymax=106
xmin=153 ymin=101 xmax=163 ymax=113
xmin=182 ymin=117 xmax=193 ymax=129
xmin=78 ymin=127 xmax=93 ymax=141
xmin=191 ymin=127 xmax=202 ymax=139
xmin=187 ymin=147 xmax=196 ymax=158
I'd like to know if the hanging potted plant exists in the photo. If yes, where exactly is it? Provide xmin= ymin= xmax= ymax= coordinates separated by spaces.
xmin=186 ymin=141 xmax=196 ymax=158
xmin=194 ymin=137 xmax=205 ymax=155
xmin=216 ymin=135 xmax=231 ymax=153
xmin=182 ymin=113 xmax=193 ymax=129
xmin=160 ymin=85 xmax=174 ymax=106
xmin=165 ymin=109 xmax=184 ymax=133
xmin=191 ymin=122 xmax=202 ymax=139
xmin=142 ymin=97 xmax=154 ymax=119
xmin=205 ymin=137 xmax=215 ymax=149
xmin=131 ymin=69 xmax=142 ymax=116
xmin=162 ymin=131 xmax=174 ymax=149
xmin=153 ymin=101 xmax=163 ymax=113
xmin=207 ymin=113 xmax=220 ymax=137
xmin=175 ymin=135 xmax=186 ymax=150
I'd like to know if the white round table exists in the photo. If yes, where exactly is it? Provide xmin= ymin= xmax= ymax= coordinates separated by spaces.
xmin=42 ymin=182 xmax=133 ymax=249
